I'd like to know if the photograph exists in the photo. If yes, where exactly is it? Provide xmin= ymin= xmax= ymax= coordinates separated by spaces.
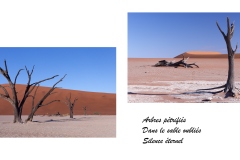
xmin=2 ymin=0 xmax=240 ymax=160
xmin=128 ymin=13 xmax=240 ymax=103
xmin=0 ymin=47 xmax=116 ymax=137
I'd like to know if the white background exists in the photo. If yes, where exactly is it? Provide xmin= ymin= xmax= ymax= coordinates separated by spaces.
xmin=0 ymin=0 xmax=240 ymax=159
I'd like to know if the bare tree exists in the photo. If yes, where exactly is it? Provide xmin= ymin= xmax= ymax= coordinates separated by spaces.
xmin=83 ymin=106 xmax=87 ymax=116
xmin=0 ymin=60 xmax=60 ymax=123
xmin=64 ymin=93 xmax=78 ymax=118
xmin=25 ymin=74 xmax=67 ymax=122
xmin=197 ymin=17 xmax=238 ymax=97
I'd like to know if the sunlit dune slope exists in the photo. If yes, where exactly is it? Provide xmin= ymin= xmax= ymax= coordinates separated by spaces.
xmin=0 ymin=84 xmax=116 ymax=115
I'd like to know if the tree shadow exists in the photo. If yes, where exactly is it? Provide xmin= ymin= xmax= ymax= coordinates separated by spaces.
xmin=31 ymin=117 xmax=90 ymax=123
xmin=182 ymin=90 xmax=223 ymax=95
xmin=128 ymin=90 xmax=220 ymax=96
xmin=128 ymin=92 xmax=170 ymax=96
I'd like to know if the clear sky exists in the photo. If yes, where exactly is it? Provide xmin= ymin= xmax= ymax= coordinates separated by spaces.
xmin=128 ymin=13 xmax=240 ymax=58
xmin=0 ymin=47 xmax=116 ymax=93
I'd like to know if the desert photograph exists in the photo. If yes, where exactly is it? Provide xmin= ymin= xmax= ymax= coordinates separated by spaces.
xmin=0 ymin=47 xmax=116 ymax=137
xmin=128 ymin=13 xmax=240 ymax=103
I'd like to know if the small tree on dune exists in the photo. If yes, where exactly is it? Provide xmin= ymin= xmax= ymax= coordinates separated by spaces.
xmin=83 ymin=106 xmax=87 ymax=116
xmin=64 ymin=93 xmax=78 ymax=118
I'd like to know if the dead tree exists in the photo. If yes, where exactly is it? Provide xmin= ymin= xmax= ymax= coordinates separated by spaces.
xmin=0 ymin=60 xmax=59 ymax=123
xmin=154 ymin=54 xmax=199 ymax=68
xmin=83 ymin=106 xmax=87 ymax=116
xmin=25 ymin=74 xmax=66 ymax=122
xmin=64 ymin=93 xmax=78 ymax=118
xmin=197 ymin=17 xmax=238 ymax=97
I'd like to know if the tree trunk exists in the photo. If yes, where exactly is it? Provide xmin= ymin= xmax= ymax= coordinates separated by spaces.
xmin=223 ymin=20 xmax=236 ymax=96
xmin=216 ymin=17 xmax=238 ymax=97
xmin=225 ymin=54 xmax=235 ymax=96
xmin=70 ymin=108 xmax=73 ymax=118
xmin=13 ymin=107 xmax=22 ymax=123
xmin=83 ymin=107 xmax=87 ymax=116
xmin=197 ymin=18 xmax=238 ymax=97
xmin=25 ymin=107 xmax=37 ymax=122
xmin=64 ymin=93 xmax=77 ymax=119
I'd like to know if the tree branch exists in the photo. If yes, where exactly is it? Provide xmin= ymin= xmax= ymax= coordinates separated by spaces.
xmin=227 ymin=17 xmax=231 ymax=39
xmin=0 ymin=85 xmax=10 ymax=97
xmin=0 ymin=93 xmax=14 ymax=104
xmin=25 ymin=66 xmax=34 ymax=85
xmin=31 ymin=84 xmax=39 ymax=108
xmin=29 ymin=65 xmax=35 ymax=76
xmin=216 ymin=21 xmax=226 ymax=38
xmin=14 ymin=69 xmax=24 ymax=85
xmin=233 ymin=43 xmax=238 ymax=53
xmin=69 ymin=92 xmax=72 ymax=101
xmin=0 ymin=60 xmax=19 ymax=106
xmin=40 ymin=100 xmax=60 ymax=107
xmin=31 ymin=75 xmax=59 ymax=86
xmin=0 ymin=60 xmax=12 ymax=83
xmin=34 ymin=74 xmax=67 ymax=107
xmin=50 ymin=92 xmax=57 ymax=95
xmin=65 ymin=93 xmax=72 ymax=103
xmin=52 ymin=74 xmax=67 ymax=88
xmin=0 ymin=93 xmax=8 ymax=99
xmin=64 ymin=92 xmax=78 ymax=109
xmin=4 ymin=60 xmax=8 ymax=75
xmin=22 ymin=74 xmax=60 ymax=103
xmin=73 ymin=97 xmax=78 ymax=104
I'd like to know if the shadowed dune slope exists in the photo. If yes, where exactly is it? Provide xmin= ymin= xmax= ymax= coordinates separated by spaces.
xmin=0 ymin=84 xmax=116 ymax=115
xmin=174 ymin=51 xmax=240 ymax=58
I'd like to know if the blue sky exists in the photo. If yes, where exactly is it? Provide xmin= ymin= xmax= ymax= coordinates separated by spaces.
xmin=0 ymin=47 xmax=116 ymax=93
xmin=128 ymin=13 xmax=240 ymax=58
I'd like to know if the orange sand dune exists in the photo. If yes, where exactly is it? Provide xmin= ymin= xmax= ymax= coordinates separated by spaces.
xmin=0 ymin=84 xmax=116 ymax=115
xmin=174 ymin=51 xmax=240 ymax=58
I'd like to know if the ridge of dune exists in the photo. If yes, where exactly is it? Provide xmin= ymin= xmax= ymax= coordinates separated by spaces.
xmin=185 ymin=51 xmax=221 ymax=55
xmin=0 ymin=84 xmax=116 ymax=115
xmin=174 ymin=51 xmax=240 ymax=58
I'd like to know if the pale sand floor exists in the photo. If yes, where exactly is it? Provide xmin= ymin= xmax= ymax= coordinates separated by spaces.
xmin=0 ymin=115 xmax=116 ymax=137
xmin=128 ymin=81 xmax=240 ymax=103
xmin=128 ymin=58 xmax=240 ymax=103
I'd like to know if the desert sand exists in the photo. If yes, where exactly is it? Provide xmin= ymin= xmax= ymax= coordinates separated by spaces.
xmin=0 ymin=115 xmax=116 ymax=137
xmin=0 ymin=85 xmax=116 ymax=137
xmin=0 ymin=84 xmax=116 ymax=115
xmin=128 ymin=52 xmax=240 ymax=103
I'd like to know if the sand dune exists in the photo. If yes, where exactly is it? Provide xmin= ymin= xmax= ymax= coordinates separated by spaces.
xmin=174 ymin=51 xmax=240 ymax=58
xmin=0 ymin=84 xmax=116 ymax=115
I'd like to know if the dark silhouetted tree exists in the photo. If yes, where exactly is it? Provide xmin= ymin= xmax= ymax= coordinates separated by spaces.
xmin=153 ymin=54 xmax=199 ymax=68
xmin=64 ymin=93 xmax=78 ymax=118
xmin=0 ymin=60 xmax=65 ymax=123
xmin=83 ymin=106 xmax=87 ymax=116
xmin=197 ymin=17 xmax=238 ymax=97
xmin=25 ymin=74 xmax=66 ymax=122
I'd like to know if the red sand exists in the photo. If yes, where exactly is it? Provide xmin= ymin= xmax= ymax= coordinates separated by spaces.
xmin=175 ymin=51 xmax=240 ymax=58
xmin=0 ymin=84 xmax=116 ymax=115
